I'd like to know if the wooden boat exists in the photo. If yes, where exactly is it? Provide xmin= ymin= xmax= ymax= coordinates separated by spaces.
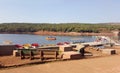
xmin=46 ymin=36 xmax=56 ymax=40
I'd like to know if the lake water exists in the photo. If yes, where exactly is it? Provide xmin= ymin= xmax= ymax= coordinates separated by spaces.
xmin=0 ymin=34 xmax=96 ymax=45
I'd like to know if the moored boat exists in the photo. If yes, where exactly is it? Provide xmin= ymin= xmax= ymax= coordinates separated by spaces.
xmin=46 ymin=36 xmax=56 ymax=40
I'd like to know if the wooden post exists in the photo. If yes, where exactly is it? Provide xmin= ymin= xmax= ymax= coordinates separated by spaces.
xmin=55 ymin=51 xmax=57 ymax=60
xmin=40 ymin=51 xmax=43 ymax=61
xmin=30 ymin=50 xmax=34 ymax=60
xmin=20 ymin=50 xmax=25 ymax=59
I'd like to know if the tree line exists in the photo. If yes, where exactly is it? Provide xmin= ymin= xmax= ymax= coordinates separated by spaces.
xmin=0 ymin=23 xmax=120 ymax=33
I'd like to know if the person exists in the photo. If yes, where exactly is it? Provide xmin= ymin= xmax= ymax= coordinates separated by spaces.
xmin=110 ymin=43 xmax=114 ymax=47
xmin=79 ymin=44 xmax=89 ymax=56
xmin=79 ymin=47 xmax=85 ymax=56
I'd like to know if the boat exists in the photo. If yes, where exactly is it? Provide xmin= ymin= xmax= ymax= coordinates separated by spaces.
xmin=46 ymin=36 xmax=56 ymax=40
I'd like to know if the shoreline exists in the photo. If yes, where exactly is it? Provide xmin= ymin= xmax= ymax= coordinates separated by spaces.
xmin=34 ymin=31 xmax=114 ymax=36
xmin=0 ymin=31 xmax=114 ymax=36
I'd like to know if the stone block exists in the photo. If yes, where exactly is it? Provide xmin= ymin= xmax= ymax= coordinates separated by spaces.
xmin=102 ymin=49 xmax=116 ymax=55
xmin=13 ymin=50 xmax=19 ymax=56
xmin=62 ymin=51 xmax=81 ymax=60
xmin=59 ymin=45 xmax=72 ymax=52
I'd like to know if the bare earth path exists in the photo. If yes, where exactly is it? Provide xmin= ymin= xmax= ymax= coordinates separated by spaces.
xmin=0 ymin=54 xmax=120 ymax=73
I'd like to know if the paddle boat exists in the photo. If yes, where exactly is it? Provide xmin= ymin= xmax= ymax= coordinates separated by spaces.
xmin=46 ymin=36 xmax=56 ymax=40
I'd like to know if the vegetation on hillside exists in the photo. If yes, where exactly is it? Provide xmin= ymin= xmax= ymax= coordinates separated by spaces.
xmin=0 ymin=23 xmax=120 ymax=33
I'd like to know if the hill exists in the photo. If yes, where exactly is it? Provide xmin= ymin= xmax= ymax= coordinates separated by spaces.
xmin=0 ymin=23 xmax=119 ymax=34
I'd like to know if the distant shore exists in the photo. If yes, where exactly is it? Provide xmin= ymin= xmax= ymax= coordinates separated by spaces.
xmin=33 ymin=31 xmax=114 ymax=36
xmin=0 ymin=31 xmax=114 ymax=36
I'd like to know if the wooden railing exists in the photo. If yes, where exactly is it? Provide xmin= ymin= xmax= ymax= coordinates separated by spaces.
xmin=18 ymin=49 xmax=59 ymax=61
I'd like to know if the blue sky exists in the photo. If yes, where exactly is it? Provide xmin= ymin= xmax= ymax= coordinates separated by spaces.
xmin=0 ymin=0 xmax=120 ymax=23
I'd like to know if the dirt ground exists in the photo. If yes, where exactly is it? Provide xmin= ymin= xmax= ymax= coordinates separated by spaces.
xmin=0 ymin=46 xmax=120 ymax=73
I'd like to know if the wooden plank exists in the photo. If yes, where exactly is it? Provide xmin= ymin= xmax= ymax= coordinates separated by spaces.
xmin=43 ymin=52 xmax=56 ymax=55
xmin=39 ymin=49 xmax=58 ymax=61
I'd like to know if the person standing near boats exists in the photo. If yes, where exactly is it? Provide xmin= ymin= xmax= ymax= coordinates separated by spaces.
xmin=79 ymin=44 xmax=89 ymax=56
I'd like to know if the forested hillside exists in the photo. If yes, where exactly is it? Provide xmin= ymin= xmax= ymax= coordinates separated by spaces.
xmin=0 ymin=23 xmax=120 ymax=33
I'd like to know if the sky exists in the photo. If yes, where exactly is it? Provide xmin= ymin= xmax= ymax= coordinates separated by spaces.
xmin=0 ymin=0 xmax=120 ymax=23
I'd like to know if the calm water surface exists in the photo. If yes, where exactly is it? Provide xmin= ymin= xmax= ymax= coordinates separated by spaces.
xmin=0 ymin=34 xmax=96 ymax=45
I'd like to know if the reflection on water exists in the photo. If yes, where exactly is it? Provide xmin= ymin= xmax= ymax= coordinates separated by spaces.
xmin=0 ymin=34 xmax=96 ymax=45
